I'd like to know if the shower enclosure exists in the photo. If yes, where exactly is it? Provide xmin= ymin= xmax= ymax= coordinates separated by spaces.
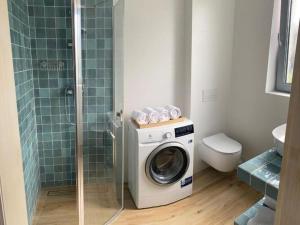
xmin=7 ymin=0 xmax=124 ymax=224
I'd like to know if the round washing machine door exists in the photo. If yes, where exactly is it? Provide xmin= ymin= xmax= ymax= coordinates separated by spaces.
xmin=145 ymin=142 xmax=190 ymax=185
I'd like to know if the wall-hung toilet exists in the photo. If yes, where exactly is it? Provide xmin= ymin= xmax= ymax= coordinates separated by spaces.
xmin=199 ymin=133 xmax=242 ymax=172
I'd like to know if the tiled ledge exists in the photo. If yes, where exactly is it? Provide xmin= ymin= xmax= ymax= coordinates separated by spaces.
xmin=234 ymin=199 xmax=264 ymax=225
xmin=237 ymin=149 xmax=282 ymax=200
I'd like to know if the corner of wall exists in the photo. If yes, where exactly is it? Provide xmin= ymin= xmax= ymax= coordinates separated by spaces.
xmin=183 ymin=0 xmax=193 ymax=117
xmin=225 ymin=0 xmax=238 ymax=137
xmin=225 ymin=0 xmax=290 ymax=160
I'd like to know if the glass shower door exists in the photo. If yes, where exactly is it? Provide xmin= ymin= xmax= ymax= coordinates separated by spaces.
xmin=73 ymin=0 xmax=124 ymax=224
xmin=112 ymin=0 xmax=125 ymax=216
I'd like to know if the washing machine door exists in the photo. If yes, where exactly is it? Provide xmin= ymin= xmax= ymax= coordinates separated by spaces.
xmin=145 ymin=142 xmax=190 ymax=185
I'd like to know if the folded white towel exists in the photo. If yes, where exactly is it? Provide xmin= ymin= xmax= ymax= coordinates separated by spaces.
xmin=131 ymin=110 xmax=149 ymax=125
xmin=165 ymin=105 xmax=181 ymax=120
xmin=155 ymin=107 xmax=170 ymax=122
xmin=143 ymin=107 xmax=160 ymax=124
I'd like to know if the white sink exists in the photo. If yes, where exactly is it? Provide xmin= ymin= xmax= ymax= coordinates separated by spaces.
xmin=272 ymin=124 xmax=286 ymax=156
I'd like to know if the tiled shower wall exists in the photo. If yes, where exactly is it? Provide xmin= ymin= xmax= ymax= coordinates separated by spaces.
xmin=27 ymin=0 xmax=114 ymax=186
xmin=28 ymin=0 xmax=76 ymax=187
xmin=7 ymin=0 xmax=40 ymax=222
xmin=81 ymin=0 xmax=114 ymax=183
xmin=8 ymin=0 xmax=114 ymax=221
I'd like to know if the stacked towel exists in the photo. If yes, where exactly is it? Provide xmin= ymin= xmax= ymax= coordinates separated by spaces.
xmin=142 ymin=107 xmax=160 ymax=124
xmin=165 ymin=105 xmax=181 ymax=120
xmin=155 ymin=107 xmax=170 ymax=122
xmin=131 ymin=110 xmax=149 ymax=125
xmin=131 ymin=105 xmax=182 ymax=125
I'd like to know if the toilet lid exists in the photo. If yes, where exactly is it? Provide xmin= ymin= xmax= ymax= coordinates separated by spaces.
xmin=202 ymin=133 xmax=242 ymax=154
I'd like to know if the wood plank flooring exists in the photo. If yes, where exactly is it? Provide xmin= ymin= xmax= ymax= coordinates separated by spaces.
xmin=113 ymin=168 xmax=261 ymax=225
xmin=32 ymin=168 xmax=261 ymax=225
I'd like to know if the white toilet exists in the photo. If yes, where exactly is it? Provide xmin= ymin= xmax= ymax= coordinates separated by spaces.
xmin=199 ymin=133 xmax=242 ymax=172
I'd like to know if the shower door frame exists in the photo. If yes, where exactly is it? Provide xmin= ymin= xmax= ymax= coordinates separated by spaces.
xmin=72 ymin=0 xmax=124 ymax=224
xmin=72 ymin=0 xmax=84 ymax=224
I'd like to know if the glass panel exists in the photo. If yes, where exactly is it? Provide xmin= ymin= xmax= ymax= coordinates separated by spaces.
xmin=7 ymin=0 xmax=123 ymax=222
xmin=80 ymin=0 xmax=124 ymax=224
xmin=112 ymin=0 xmax=125 ymax=212
xmin=287 ymin=0 xmax=300 ymax=84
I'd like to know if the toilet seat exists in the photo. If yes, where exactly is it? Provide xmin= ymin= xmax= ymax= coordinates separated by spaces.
xmin=199 ymin=133 xmax=242 ymax=172
xmin=203 ymin=133 xmax=242 ymax=154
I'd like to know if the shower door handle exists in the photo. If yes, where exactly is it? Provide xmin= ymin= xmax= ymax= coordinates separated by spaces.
xmin=109 ymin=131 xmax=116 ymax=140
xmin=116 ymin=110 xmax=122 ymax=117
xmin=116 ymin=110 xmax=123 ymax=122
xmin=108 ymin=131 xmax=116 ymax=168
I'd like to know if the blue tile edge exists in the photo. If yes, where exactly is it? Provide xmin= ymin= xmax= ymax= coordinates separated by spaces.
xmin=237 ymin=149 xmax=281 ymax=199
xmin=234 ymin=198 xmax=264 ymax=225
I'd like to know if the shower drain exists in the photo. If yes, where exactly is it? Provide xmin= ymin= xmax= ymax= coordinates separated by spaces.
xmin=47 ymin=189 xmax=76 ymax=196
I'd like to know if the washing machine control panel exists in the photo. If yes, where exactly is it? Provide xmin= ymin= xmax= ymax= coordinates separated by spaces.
xmin=139 ymin=132 xmax=164 ymax=143
xmin=175 ymin=125 xmax=194 ymax=138
xmin=137 ymin=122 xmax=194 ymax=143
xmin=164 ymin=132 xmax=172 ymax=139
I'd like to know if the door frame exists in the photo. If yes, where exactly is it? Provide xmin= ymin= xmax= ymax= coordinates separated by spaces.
xmin=275 ymin=24 xmax=300 ymax=225
xmin=0 ymin=0 xmax=29 ymax=224
xmin=71 ymin=0 xmax=84 ymax=224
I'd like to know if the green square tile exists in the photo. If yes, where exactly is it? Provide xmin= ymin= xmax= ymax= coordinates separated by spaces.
xmin=252 ymin=167 xmax=276 ymax=182
xmin=258 ymin=149 xmax=277 ymax=162
xmin=266 ymin=184 xmax=278 ymax=200
xmin=44 ymin=0 xmax=54 ymax=6
xmin=45 ymin=7 xmax=55 ymax=17
xmin=267 ymin=175 xmax=280 ymax=189
xmin=264 ymin=163 xmax=280 ymax=175
xmin=251 ymin=175 xmax=266 ymax=193
xmin=237 ymin=168 xmax=250 ymax=185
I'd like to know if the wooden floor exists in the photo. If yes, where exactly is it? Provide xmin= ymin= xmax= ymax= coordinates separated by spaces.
xmin=32 ymin=168 xmax=261 ymax=225
xmin=113 ymin=168 xmax=261 ymax=225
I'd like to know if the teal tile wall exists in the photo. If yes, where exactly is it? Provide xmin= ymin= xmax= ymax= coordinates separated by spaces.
xmin=27 ymin=0 xmax=114 ymax=186
xmin=234 ymin=199 xmax=265 ymax=225
xmin=28 ymin=0 xmax=76 ymax=186
xmin=237 ymin=149 xmax=281 ymax=200
xmin=8 ymin=1 xmax=115 ymax=223
xmin=81 ymin=0 xmax=114 ymax=183
xmin=7 ymin=0 xmax=40 ymax=223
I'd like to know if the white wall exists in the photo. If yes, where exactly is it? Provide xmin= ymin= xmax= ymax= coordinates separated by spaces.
xmin=123 ymin=0 xmax=187 ymax=115
xmin=227 ymin=0 xmax=290 ymax=160
xmin=189 ymin=0 xmax=236 ymax=172
xmin=123 ymin=0 xmax=187 ymax=179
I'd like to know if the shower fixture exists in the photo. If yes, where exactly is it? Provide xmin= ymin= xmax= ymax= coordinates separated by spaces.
xmin=64 ymin=86 xmax=75 ymax=125
xmin=39 ymin=60 xmax=65 ymax=71
xmin=65 ymin=86 xmax=74 ymax=96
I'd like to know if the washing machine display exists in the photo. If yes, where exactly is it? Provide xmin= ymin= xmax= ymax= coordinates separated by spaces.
xmin=175 ymin=125 xmax=194 ymax=137
xmin=145 ymin=142 xmax=189 ymax=185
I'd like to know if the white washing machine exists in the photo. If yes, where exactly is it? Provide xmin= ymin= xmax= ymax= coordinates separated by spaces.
xmin=128 ymin=119 xmax=194 ymax=209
